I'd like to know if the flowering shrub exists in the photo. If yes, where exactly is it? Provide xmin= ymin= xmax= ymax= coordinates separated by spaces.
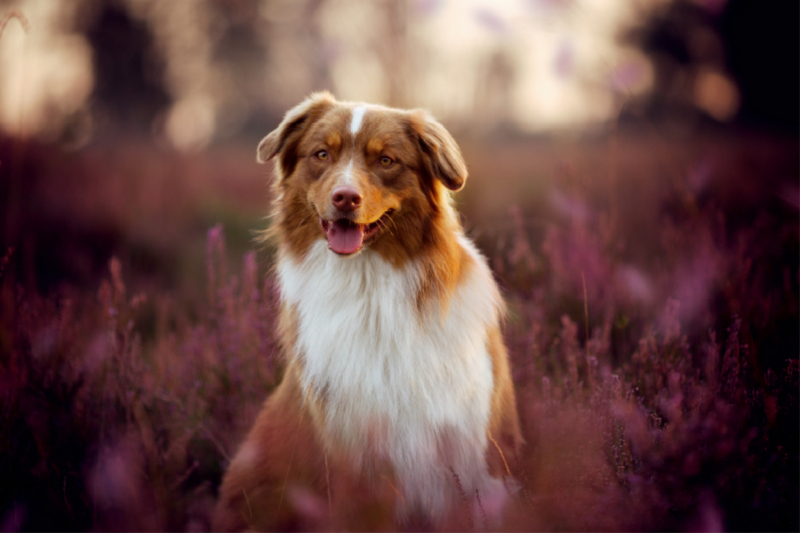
xmin=0 ymin=135 xmax=797 ymax=531
xmin=0 ymin=227 xmax=280 ymax=531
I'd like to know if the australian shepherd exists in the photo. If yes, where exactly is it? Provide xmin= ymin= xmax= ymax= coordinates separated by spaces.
xmin=214 ymin=92 xmax=522 ymax=530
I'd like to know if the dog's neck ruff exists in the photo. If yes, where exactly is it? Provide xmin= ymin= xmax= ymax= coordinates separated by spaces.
xmin=276 ymin=237 xmax=503 ymax=516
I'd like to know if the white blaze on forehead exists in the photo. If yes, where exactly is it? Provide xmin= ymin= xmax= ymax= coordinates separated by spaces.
xmin=343 ymin=158 xmax=355 ymax=185
xmin=349 ymin=105 xmax=367 ymax=135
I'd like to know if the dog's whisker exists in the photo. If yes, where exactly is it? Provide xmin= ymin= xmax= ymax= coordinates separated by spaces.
xmin=295 ymin=210 xmax=316 ymax=231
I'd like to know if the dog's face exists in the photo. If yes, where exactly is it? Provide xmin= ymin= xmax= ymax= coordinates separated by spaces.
xmin=258 ymin=92 xmax=467 ymax=260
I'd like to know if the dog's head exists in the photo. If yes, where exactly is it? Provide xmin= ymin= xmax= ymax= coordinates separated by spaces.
xmin=259 ymin=92 xmax=467 ymax=259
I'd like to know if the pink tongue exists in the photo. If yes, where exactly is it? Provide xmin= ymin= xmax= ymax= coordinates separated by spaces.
xmin=326 ymin=220 xmax=365 ymax=254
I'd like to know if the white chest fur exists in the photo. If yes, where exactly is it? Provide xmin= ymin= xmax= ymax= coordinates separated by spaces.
xmin=277 ymin=237 xmax=503 ymax=515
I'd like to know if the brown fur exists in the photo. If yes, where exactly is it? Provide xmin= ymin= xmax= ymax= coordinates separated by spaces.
xmin=214 ymin=93 xmax=522 ymax=531
xmin=486 ymin=323 xmax=523 ymax=477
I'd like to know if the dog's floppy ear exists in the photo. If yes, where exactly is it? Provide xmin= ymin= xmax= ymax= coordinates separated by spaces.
xmin=257 ymin=91 xmax=336 ymax=170
xmin=410 ymin=111 xmax=467 ymax=191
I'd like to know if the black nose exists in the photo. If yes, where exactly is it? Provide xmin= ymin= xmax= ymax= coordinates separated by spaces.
xmin=331 ymin=186 xmax=363 ymax=212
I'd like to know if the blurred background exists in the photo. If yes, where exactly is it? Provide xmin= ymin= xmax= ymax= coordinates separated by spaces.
xmin=1 ymin=0 xmax=798 ymax=143
xmin=0 ymin=1 xmax=798 ymax=531
xmin=0 ymin=0 xmax=797 ymax=296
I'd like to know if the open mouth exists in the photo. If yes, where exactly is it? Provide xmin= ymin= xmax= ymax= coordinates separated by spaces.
xmin=320 ymin=210 xmax=394 ymax=255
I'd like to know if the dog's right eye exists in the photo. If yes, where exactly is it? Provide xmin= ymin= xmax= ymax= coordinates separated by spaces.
xmin=315 ymin=150 xmax=329 ymax=161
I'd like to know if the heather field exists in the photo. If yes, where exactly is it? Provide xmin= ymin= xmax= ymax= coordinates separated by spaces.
xmin=0 ymin=126 xmax=797 ymax=531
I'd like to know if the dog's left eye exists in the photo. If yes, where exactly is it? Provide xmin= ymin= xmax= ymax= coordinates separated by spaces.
xmin=379 ymin=156 xmax=394 ymax=167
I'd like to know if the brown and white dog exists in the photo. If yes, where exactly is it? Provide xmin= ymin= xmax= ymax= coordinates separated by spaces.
xmin=214 ymin=92 xmax=522 ymax=530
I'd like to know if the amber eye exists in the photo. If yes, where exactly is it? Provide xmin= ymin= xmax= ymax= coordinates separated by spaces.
xmin=379 ymin=156 xmax=394 ymax=167
xmin=315 ymin=150 xmax=329 ymax=160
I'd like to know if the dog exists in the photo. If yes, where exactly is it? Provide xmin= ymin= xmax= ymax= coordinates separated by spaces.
xmin=214 ymin=92 xmax=522 ymax=530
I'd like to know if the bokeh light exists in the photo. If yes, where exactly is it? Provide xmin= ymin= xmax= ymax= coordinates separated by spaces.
xmin=1 ymin=0 xmax=767 ymax=148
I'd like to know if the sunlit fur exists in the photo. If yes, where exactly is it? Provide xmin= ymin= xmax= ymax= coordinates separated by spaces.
xmin=214 ymin=93 xmax=522 ymax=530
